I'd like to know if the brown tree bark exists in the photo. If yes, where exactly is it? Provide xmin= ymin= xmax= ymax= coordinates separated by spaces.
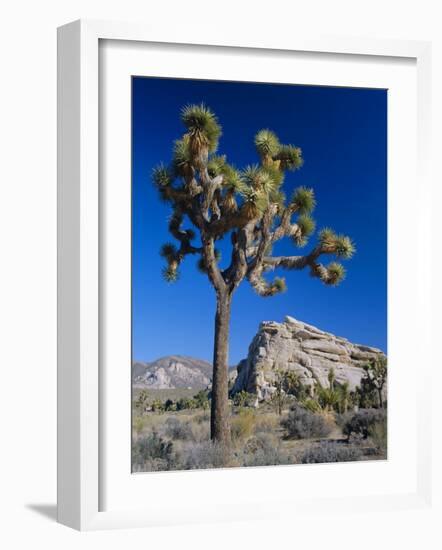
xmin=378 ymin=387 xmax=384 ymax=409
xmin=210 ymin=291 xmax=232 ymax=445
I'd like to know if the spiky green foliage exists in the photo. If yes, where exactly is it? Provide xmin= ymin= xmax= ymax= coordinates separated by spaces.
xmin=240 ymin=186 xmax=269 ymax=216
xmin=318 ymin=227 xmax=336 ymax=247
xmin=274 ymin=145 xmax=303 ymax=171
xmin=152 ymin=164 xmax=172 ymax=188
xmin=171 ymin=137 xmax=192 ymax=177
xmin=207 ymin=155 xmax=244 ymax=193
xmin=333 ymin=235 xmax=356 ymax=259
xmin=251 ymin=275 xmax=287 ymax=297
xmin=318 ymin=228 xmax=355 ymax=259
xmin=181 ymin=103 xmax=221 ymax=152
xmin=207 ymin=155 xmax=227 ymax=178
xmin=293 ymin=236 xmax=308 ymax=248
xmin=255 ymin=129 xmax=281 ymax=158
xmin=273 ymin=277 xmax=287 ymax=293
xmin=162 ymin=265 xmax=179 ymax=283
xmin=262 ymin=163 xmax=285 ymax=188
xmin=269 ymin=189 xmax=286 ymax=211
xmin=291 ymin=186 xmax=316 ymax=214
xmin=297 ymin=214 xmax=316 ymax=237
xmin=241 ymin=165 xmax=276 ymax=194
xmin=291 ymin=214 xmax=316 ymax=247
xmin=324 ymin=262 xmax=346 ymax=286
xmin=223 ymin=167 xmax=244 ymax=193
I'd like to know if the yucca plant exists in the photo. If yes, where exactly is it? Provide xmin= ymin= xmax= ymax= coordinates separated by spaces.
xmin=151 ymin=104 xmax=355 ymax=444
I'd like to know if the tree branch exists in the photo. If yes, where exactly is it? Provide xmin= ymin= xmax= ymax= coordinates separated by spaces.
xmin=262 ymin=247 xmax=346 ymax=286
xmin=201 ymin=232 xmax=226 ymax=292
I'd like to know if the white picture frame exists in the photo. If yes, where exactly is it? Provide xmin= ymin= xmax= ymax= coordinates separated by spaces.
xmin=57 ymin=19 xmax=432 ymax=531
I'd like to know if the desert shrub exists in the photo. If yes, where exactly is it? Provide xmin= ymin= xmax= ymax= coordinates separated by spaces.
xmin=135 ymin=389 xmax=149 ymax=410
xmin=335 ymin=411 xmax=353 ymax=429
xmin=164 ymin=399 xmax=176 ymax=412
xmin=132 ymin=415 xmax=146 ymax=437
xmin=301 ymin=441 xmax=363 ymax=464
xmin=183 ymin=441 xmax=231 ymax=470
xmin=281 ymin=405 xmax=333 ymax=439
xmin=193 ymin=390 xmax=210 ymax=409
xmin=316 ymin=386 xmax=340 ymax=412
xmin=368 ymin=414 xmax=388 ymax=453
xmin=231 ymin=409 xmax=256 ymax=441
xmin=176 ymin=397 xmax=199 ymax=411
xmin=163 ymin=417 xmax=194 ymax=440
xmin=151 ymin=399 xmax=165 ymax=412
xmin=232 ymin=390 xmax=255 ymax=408
xmin=254 ymin=414 xmax=279 ymax=434
xmin=343 ymin=408 xmax=387 ymax=440
xmin=190 ymin=419 xmax=210 ymax=442
xmin=300 ymin=397 xmax=323 ymax=414
xmin=241 ymin=433 xmax=293 ymax=467
xmin=193 ymin=410 xmax=210 ymax=423
xmin=132 ymin=432 xmax=174 ymax=471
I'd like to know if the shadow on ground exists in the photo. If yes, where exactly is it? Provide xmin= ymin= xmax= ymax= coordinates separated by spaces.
xmin=26 ymin=504 xmax=57 ymax=522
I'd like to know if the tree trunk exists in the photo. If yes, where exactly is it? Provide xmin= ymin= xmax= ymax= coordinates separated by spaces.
xmin=378 ymin=388 xmax=383 ymax=409
xmin=210 ymin=291 xmax=232 ymax=445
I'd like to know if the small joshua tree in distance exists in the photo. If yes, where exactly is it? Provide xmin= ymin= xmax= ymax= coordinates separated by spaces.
xmin=363 ymin=356 xmax=387 ymax=408
xmin=151 ymin=104 xmax=355 ymax=445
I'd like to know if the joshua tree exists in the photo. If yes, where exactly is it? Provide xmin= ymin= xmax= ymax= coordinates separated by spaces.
xmin=271 ymin=369 xmax=290 ymax=416
xmin=338 ymin=381 xmax=350 ymax=413
xmin=152 ymin=104 xmax=355 ymax=445
xmin=363 ymin=356 xmax=387 ymax=408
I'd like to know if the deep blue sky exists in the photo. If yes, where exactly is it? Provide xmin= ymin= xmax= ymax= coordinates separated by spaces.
xmin=132 ymin=77 xmax=387 ymax=364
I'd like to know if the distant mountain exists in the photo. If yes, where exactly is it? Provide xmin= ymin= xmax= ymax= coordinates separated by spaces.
xmin=132 ymin=355 xmax=213 ymax=390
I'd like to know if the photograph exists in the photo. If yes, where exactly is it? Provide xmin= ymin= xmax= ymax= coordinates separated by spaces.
xmin=1 ymin=1 xmax=436 ymax=544
xmin=131 ymin=76 xmax=388 ymax=472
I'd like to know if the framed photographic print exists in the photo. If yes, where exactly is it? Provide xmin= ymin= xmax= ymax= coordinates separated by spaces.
xmin=57 ymin=19 xmax=432 ymax=530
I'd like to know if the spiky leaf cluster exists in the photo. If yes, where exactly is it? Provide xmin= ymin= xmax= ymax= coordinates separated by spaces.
xmin=172 ymin=137 xmax=192 ymax=177
xmin=181 ymin=103 xmax=221 ymax=153
xmin=334 ymin=235 xmax=356 ymax=259
xmin=162 ymin=265 xmax=180 ymax=283
xmin=255 ymin=129 xmax=281 ymax=158
xmin=207 ymin=155 xmax=244 ymax=193
xmin=291 ymin=186 xmax=316 ymax=214
xmin=272 ymin=277 xmax=287 ymax=293
xmin=240 ymin=186 xmax=269 ymax=217
xmin=241 ymin=165 xmax=276 ymax=194
xmin=269 ymin=189 xmax=286 ymax=212
xmin=318 ymin=228 xmax=355 ymax=259
xmin=274 ymin=145 xmax=303 ymax=171
xmin=292 ymin=214 xmax=316 ymax=247
xmin=152 ymin=164 xmax=172 ymax=188
xmin=297 ymin=214 xmax=316 ymax=238
xmin=324 ymin=262 xmax=346 ymax=286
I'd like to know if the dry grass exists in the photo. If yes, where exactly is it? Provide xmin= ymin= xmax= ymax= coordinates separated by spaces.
xmin=132 ymin=399 xmax=387 ymax=472
xmin=231 ymin=409 xmax=256 ymax=442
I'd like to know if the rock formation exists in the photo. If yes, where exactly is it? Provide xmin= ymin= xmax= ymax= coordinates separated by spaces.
xmin=231 ymin=316 xmax=386 ymax=401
